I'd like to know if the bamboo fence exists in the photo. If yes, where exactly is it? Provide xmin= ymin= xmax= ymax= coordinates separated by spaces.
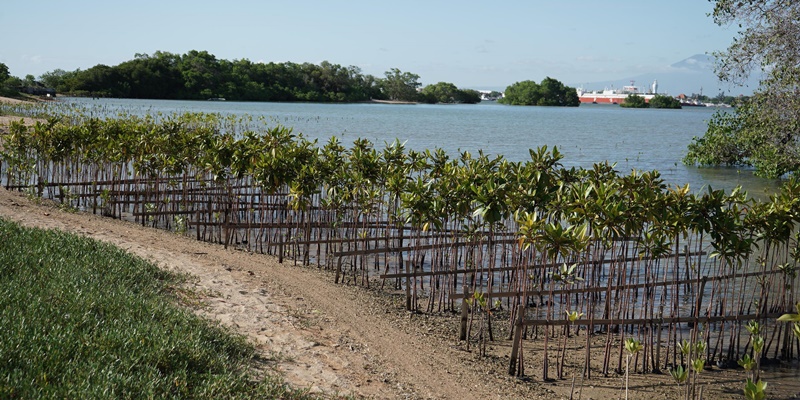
xmin=1 ymin=108 xmax=798 ymax=381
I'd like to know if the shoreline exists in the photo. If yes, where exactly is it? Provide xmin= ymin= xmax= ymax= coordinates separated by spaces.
xmin=0 ymin=95 xmax=34 ymax=104
xmin=370 ymin=99 xmax=418 ymax=105
xmin=0 ymin=96 xmax=42 ymax=131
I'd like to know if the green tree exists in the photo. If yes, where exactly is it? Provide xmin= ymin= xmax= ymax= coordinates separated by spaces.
xmin=419 ymin=82 xmax=480 ymax=104
xmin=498 ymin=77 xmax=579 ymax=106
xmin=73 ymin=64 xmax=119 ymax=96
xmin=684 ymin=0 xmax=800 ymax=178
xmin=537 ymin=77 xmax=579 ymax=106
xmin=40 ymin=50 xmax=382 ymax=103
xmin=0 ymin=62 xmax=10 ymax=83
xmin=0 ymin=62 xmax=16 ymax=96
xmin=38 ymin=69 xmax=68 ymax=90
xmin=620 ymin=94 xmax=648 ymax=108
xmin=420 ymin=82 xmax=459 ymax=103
xmin=380 ymin=68 xmax=421 ymax=102
xmin=114 ymin=52 xmax=184 ymax=99
xmin=455 ymin=88 xmax=481 ymax=104
xmin=649 ymin=94 xmax=682 ymax=109
xmin=179 ymin=50 xmax=223 ymax=99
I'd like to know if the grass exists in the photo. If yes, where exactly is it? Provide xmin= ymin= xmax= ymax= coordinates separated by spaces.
xmin=0 ymin=217 xmax=318 ymax=399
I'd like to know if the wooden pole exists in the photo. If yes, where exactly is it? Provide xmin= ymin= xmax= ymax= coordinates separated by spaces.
xmin=508 ymin=305 xmax=525 ymax=376
xmin=460 ymin=284 xmax=470 ymax=340
xmin=405 ymin=255 xmax=412 ymax=311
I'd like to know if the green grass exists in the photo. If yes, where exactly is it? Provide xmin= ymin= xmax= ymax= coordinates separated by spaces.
xmin=0 ymin=217 xmax=317 ymax=399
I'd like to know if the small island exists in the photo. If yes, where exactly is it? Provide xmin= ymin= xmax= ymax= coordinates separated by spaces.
xmin=498 ymin=77 xmax=580 ymax=106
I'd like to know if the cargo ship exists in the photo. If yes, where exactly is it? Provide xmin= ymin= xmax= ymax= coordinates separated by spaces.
xmin=576 ymin=80 xmax=658 ymax=104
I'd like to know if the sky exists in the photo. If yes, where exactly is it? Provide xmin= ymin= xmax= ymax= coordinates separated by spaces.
xmin=1 ymin=1 xmax=748 ymax=94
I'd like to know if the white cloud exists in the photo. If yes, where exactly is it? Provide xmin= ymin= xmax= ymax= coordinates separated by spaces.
xmin=574 ymin=55 xmax=622 ymax=63
xmin=22 ymin=55 xmax=43 ymax=64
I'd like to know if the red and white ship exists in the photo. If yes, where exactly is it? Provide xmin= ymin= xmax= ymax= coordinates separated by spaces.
xmin=576 ymin=80 xmax=658 ymax=104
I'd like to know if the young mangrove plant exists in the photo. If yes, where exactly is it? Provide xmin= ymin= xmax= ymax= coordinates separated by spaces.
xmin=624 ymin=338 xmax=643 ymax=400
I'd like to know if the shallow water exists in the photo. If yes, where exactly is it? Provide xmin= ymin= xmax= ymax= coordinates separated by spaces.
xmin=63 ymin=97 xmax=782 ymax=198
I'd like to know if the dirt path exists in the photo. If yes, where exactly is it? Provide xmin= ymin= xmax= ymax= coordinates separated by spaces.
xmin=0 ymin=186 xmax=542 ymax=399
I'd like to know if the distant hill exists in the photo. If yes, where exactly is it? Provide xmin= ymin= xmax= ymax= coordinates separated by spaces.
xmin=571 ymin=54 xmax=763 ymax=97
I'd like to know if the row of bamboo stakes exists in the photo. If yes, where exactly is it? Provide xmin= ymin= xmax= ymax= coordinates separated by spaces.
xmin=0 ymin=111 xmax=797 ymax=381
xmin=3 ymin=166 xmax=797 ymax=380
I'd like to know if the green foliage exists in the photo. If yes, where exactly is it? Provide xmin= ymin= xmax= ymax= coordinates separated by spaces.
xmin=707 ymin=92 xmax=747 ymax=106
xmin=624 ymin=338 xmax=643 ymax=355
xmin=777 ymin=303 xmax=800 ymax=322
xmin=380 ymin=68 xmax=421 ymax=102
xmin=419 ymin=82 xmax=481 ymax=104
xmin=419 ymin=82 xmax=458 ymax=103
xmin=689 ymin=1 xmax=800 ymax=178
xmin=0 ymin=62 xmax=19 ymax=97
xmin=738 ymin=354 xmax=756 ymax=371
xmin=565 ymin=310 xmax=584 ymax=322
xmin=744 ymin=378 xmax=767 ymax=400
xmin=458 ymin=89 xmax=482 ymax=104
xmin=41 ymin=50 xmax=384 ymax=103
xmin=778 ymin=302 xmax=800 ymax=340
xmin=623 ymin=338 xmax=643 ymax=400
xmin=648 ymin=94 xmax=682 ymax=109
xmin=0 ymin=62 xmax=9 ymax=83
xmin=684 ymin=109 xmax=751 ymax=169
xmin=0 ymin=218 xmax=314 ymax=399
xmin=498 ymin=77 xmax=579 ymax=106
xmin=551 ymin=263 xmax=583 ymax=285
xmin=619 ymin=94 xmax=648 ymax=108
xmin=685 ymin=97 xmax=800 ymax=178
xmin=38 ymin=68 xmax=69 ymax=90
xmin=691 ymin=357 xmax=706 ymax=373
xmin=669 ymin=365 xmax=688 ymax=384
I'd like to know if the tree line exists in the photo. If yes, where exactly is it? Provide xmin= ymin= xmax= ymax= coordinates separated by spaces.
xmin=8 ymin=51 xmax=479 ymax=104
xmin=619 ymin=94 xmax=682 ymax=109
xmin=1 ymin=51 xmax=591 ymax=107
xmin=38 ymin=51 xmax=384 ymax=102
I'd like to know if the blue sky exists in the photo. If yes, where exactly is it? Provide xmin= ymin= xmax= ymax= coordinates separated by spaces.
xmin=1 ymin=1 xmax=744 ymax=94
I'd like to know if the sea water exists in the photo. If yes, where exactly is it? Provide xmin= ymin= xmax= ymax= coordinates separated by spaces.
xmin=64 ymin=97 xmax=782 ymax=197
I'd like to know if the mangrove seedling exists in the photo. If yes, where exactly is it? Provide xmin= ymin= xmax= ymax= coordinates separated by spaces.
xmin=743 ymin=378 xmax=767 ymax=400
xmin=624 ymin=338 xmax=643 ymax=400
xmin=669 ymin=364 xmax=688 ymax=385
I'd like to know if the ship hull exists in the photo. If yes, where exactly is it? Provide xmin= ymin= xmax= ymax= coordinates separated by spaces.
xmin=578 ymin=94 xmax=655 ymax=104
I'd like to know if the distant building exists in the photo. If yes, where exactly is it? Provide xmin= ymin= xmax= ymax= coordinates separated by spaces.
xmin=477 ymin=90 xmax=503 ymax=101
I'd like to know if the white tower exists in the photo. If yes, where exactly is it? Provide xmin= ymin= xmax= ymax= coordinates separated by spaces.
xmin=651 ymin=80 xmax=658 ymax=94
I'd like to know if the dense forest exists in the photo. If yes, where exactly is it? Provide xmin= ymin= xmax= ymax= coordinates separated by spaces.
xmin=29 ymin=50 xmax=481 ymax=104
xmin=38 ymin=50 xmax=384 ymax=102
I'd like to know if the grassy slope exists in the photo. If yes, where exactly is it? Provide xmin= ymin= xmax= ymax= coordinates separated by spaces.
xmin=0 ymin=217 xmax=315 ymax=399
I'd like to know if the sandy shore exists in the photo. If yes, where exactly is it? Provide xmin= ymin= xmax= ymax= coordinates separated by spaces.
xmin=0 ymin=95 xmax=32 ymax=104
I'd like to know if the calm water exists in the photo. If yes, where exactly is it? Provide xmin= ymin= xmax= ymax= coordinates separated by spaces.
xmin=65 ymin=97 xmax=782 ymax=198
